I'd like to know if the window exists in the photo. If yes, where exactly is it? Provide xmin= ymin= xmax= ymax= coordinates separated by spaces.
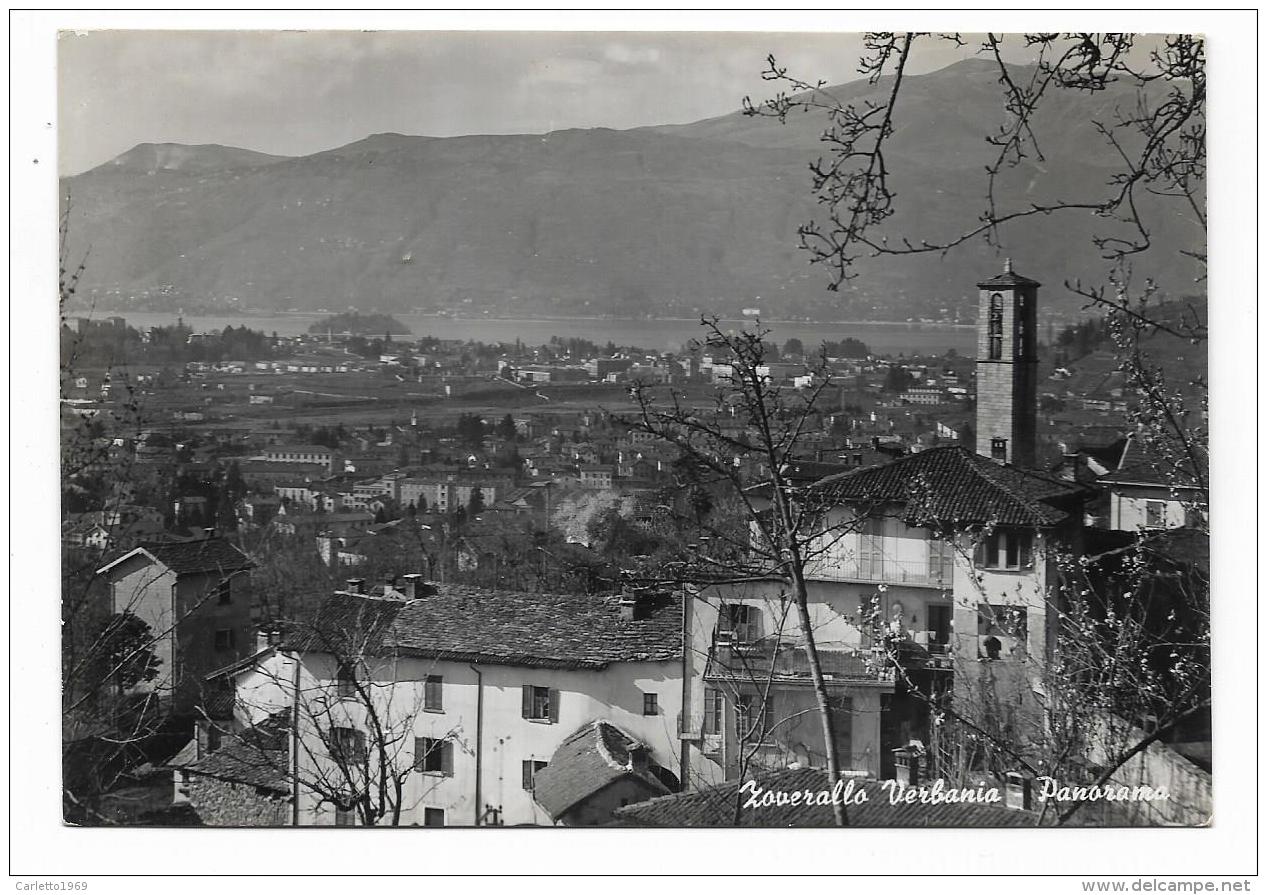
xmin=927 ymin=604 xmax=952 ymax=646
xmin=736 ymin=694 xmax=768 ymax=739
xmin=414 ymin=737 xmax=452 ymax=774
xmin=830 ymin=695 xmax=853 ymax=765
xmin=702 ymin=688 xmax=724 ymax=736
xmin=926 ymin=532 xmax=955 ymax=584
xmin=522 ymin=759 xmax=548 ymax=791
xmin=988 ymin=293 xmax=1005 ymax=360
xmin=330 ymin=727 xmax=366 ymax=767
xmin=858 ymin=516 xmax=886 ymax=579
xmin=423 ymin=807 xmax=445 ymax=827
xmin=719 ymin=604 xmax=763 ymax=644
xmin=424 ymin=675 xmax=443 ymax=711
xmin=213 ymin=628 xmax=236 ymax=652
xmin=336 ymin=662 xmax=357 ymax=698
xmin=977 ymin=530 xmax=1033 ymax=570
xmin=642 ymin=693 xmax=658 ymax=716
xmin=1144 ymin=500 xmax=1167 ymax=529
xmin=990 ymin=437 xmax=1008 ymax=462
xmin=978 ymin=604 xmax=1028 ymax=660
xmin=215 ymin=579 xmax=232 ymax=605
xmin=522 ymin=685 xmax=557 ymax=722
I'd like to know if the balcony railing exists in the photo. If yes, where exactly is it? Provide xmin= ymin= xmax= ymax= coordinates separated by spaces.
xmin=805 ymin=555 xmax=952 ymax=587
xmin=705 ymin=643 xmax=894 ymax=684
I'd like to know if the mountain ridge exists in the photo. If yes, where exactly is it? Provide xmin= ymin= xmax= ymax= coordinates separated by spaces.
xmin=60 ymin=59 xmax=1204 ymax=322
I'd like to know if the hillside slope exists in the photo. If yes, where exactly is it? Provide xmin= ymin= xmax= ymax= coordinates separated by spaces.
xmin=60 ymin=59 xmax=1205 ymax=320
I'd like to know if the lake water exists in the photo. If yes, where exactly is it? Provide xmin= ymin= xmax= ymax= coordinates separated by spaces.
xmin=114 ymin=312 xmax=975 ymax=357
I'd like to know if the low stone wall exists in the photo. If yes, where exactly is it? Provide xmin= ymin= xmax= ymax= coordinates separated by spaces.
xmin=188 ymin=774 xmax=291 ymax=827
xmin=1064 ymin=739 xmax=1212 ymax=827
xmin=1109 ymin=740 xmax=1212 ymax=826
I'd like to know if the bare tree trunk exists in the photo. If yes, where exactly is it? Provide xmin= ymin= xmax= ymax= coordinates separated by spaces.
xmin=773 ymin=482 xmax=847 ymax=827
xmin=790 ymin=569 xmax=846 ymax=826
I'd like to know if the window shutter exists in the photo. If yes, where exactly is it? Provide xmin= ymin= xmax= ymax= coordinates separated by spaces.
xmin=441 ymin=741 xmax=454 ymax=776
xmin=548 ymin=689 xmax=560 ymax=724
xmin=522 ymin=684 xmax=532 ymax=719
xmin=750 ymin=608 xmax=764 ymax=641
xmin=523 ymin=760 xmax=534 ymax=791
xmin=703 ymin=689 xmax=717 ymax=734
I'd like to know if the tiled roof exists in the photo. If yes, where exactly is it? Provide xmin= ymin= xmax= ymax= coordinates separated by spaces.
xmin=1082 ymin=438 xmax=1130 ymax=469
xmin=1097 ymin=433 xmax=1207 ymax=490
xmin=813 ymin=446 xmax=1084 ymax=528
xmin=98 ymin=536 xmax=254 ymax=577
xmin=199 ymin=682 xmax=237 ymax=721
xmin=286 ymin=585 xmax=682 ymax=670
xmin=166 ymin=738 xmax=200 ymax=770
xmin=532 ymin=721 xmax=669 ymax=820
xmin=613 ymin=767 xmax=1035 ymax=827
xmin=184 ymin=712 xmax=291 ymax=794
xmin=782 ymin=460 xmax=856 ymax=484
xmin=977 ymin=262 xmax=1041 ymax=288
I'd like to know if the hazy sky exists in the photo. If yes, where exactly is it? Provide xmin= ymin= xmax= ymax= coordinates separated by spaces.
xmin=59 ymin=30 xmax=1002 ymax=175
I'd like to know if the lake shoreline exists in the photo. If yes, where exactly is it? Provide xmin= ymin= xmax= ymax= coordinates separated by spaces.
xmin=70 ymin=310 xmax=978 ymax=356
xmin=72 ymin=308 xmax=973 ymax=330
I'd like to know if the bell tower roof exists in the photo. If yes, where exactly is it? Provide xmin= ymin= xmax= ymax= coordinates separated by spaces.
xmin=977 ymin=258 xmax=1041 ymax=289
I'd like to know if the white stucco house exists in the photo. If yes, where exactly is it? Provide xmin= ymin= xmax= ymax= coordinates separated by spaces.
xmin=223 ymin=577 xmax=685 ymax=826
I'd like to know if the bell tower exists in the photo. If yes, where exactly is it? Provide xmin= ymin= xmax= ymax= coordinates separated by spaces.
xmin=975 ymin=259 xmax=1039 ymax=467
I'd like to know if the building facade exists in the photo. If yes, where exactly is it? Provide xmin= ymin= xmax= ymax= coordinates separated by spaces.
xmin=96 ymin=537 xmax=254 ymax=713
xmin=227 ymin=581 xmax=685 ymax=826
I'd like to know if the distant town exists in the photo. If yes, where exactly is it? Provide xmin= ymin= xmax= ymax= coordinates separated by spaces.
xmin=61 ymin=270 xmax=1210 ymax=828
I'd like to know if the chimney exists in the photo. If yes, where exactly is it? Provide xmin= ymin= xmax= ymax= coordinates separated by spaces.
xmin=891 ymin=746 xmax=923 ymax=787
xmin=618 ymin=590 xmax=647 ymax=621
xmin=255 ymin=626 xmax=281 ymax=652
xmin=629 ymin=744 xmax=649 ymax=773
xmin=1004 ymin=772 xmax=1034 ymax=811
xmin=401 ymin=573 xmax=435 ymax=600
xmin=346 ymin=578 xmax=366 ymax=594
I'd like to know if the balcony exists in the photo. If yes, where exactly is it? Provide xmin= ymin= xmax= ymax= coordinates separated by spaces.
xmin=805 ymin=555 xmax=952 ymax=588
xmin=704 ymin=643 xmax=894 ymax=685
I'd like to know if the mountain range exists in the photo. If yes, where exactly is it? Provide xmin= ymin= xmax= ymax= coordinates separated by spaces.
xmin=60 ymin=59 xmax=1205 ymax=322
